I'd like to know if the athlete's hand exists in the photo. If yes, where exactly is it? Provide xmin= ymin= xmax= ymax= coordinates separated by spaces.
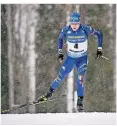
xmin=97 ymin=47 xmax=102 ymax=59
xmin=58 ymin=49 xmax=64 ymax=63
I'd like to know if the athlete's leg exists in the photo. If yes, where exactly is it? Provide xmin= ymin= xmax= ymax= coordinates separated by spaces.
xmin=75 ymin=55 xmax=88 ymax=111
xmin=76 ymin=55 xmax=88 ymax=97
xmin=50 ymin=55 xmax=76 ymax=90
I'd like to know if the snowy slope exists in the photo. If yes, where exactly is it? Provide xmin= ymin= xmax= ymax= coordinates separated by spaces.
xmin=1 ymin=113 xmax=116 ymax=125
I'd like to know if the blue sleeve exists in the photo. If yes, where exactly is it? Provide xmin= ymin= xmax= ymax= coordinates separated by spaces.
xmin=58 ymin=26 xmax=68 ymax=49
xmin=93 ymin=30 xmax=103 ymax=47
xmin=83 ymin=25 xmax=103 ymax=47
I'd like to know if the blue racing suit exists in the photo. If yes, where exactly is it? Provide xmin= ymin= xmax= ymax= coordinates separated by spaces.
xmin=50 ymin=24 xmax=103 ymax=97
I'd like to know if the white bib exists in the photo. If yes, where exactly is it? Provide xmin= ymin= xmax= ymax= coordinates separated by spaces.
xmin=67 ymin=40 xmax=88 ymax=57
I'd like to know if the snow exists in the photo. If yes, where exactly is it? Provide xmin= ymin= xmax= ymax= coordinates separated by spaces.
xmin=1 ymin=113 xmax=116 ymax=125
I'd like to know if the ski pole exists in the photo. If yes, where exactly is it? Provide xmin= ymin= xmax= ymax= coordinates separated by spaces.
xmin=101 ymin=55 xmax=109 ymax=60
xmin=97 ymin=55 xmax=109 ymax=60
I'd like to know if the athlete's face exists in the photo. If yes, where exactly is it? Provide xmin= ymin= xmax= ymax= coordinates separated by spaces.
xmin=70 ymin=23 xmax=80 ymax=31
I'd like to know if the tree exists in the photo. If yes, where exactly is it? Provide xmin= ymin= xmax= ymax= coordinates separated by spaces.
xmin=1 ymin=4 xmax=9 ymax=111
xmin=5 ymin=4 xmax=39 ymax=113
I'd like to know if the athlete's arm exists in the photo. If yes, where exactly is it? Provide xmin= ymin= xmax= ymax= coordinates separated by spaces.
xmin=57 ymin=26 xmax=67 ymax=62
xmin=83 ymin=24 xmax=103 ymax=58
xmin=84 ymin=25 xmax=103 ymax=49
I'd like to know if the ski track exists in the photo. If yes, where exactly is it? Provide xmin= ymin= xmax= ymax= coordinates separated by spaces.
xmin=1 ymin=113 xmax=116 ymax=125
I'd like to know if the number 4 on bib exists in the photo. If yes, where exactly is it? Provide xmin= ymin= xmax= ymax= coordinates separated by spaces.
xmin=74 ymin=43 xmax=78 ymax=49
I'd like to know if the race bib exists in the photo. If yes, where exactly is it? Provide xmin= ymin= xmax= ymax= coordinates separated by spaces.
xmin=67 ymin=40 xmax=88 ymax=53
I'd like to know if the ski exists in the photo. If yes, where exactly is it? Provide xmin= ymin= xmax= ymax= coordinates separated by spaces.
xmin=1 ymin=94 xmax=66 ymax=114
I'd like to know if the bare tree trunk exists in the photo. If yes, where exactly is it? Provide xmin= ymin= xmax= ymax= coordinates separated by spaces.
xmin=27 ymin=5 xmax=39 ymax=113
xmin=108 ymin=4 xmax=116 ymax=111
xmin=108 ymin=4 xmax=113 ymax=29
xmin=73 ymin=5 xmax=80 ymax=112
xmin=80 ymin=4 xmax=86 ymax=24
xmin=12 ymin=5 xmax=29 ymax=113
xmin=7 ymin=5 xmax=14 ymax=108
xmin=66 ymin=5 xmax=77 ymax=113
xmin=112 ymin=4 xmax=116 ymax=90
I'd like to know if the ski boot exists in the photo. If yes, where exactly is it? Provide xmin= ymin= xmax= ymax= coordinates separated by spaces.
xmin=37 ymin=87 xmax=54 ymax=102
xmin=77 ymin=96 xmax=84 ymax=112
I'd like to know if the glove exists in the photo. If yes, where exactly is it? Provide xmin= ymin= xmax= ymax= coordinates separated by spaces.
xmin=97 ymin=47 xmax=102 ymax=58
xmin=58 ymin=49 xmax=64 ymax=62
xmin=58 ymin=54 xmax=64 ymax=60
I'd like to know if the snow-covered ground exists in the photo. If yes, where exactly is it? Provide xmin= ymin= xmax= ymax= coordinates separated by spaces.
xmin=1 ymin=113 xmax=116 ymax=125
